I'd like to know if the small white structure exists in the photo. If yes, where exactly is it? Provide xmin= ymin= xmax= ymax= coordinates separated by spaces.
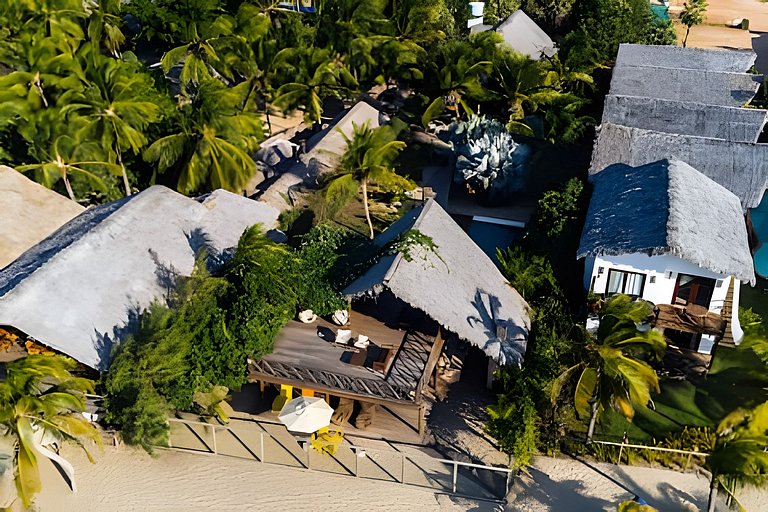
xmin=495 ymin=10 xmax=556 ymax=61
xmin=578 ymin=159 xmax=756 ymax=353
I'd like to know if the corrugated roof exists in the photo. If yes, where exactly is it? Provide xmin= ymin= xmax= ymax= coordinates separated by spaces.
xmin=0 ymin=166 xmax=84 ymax=269
xmin=344 ymin=200 xmax=530 ymax=366
xmin=0 ymin=186 xmax=280 ymax=369
xmin=578 ymin=159 xmax=755 ymax=284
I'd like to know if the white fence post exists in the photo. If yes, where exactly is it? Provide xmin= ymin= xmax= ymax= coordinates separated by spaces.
xmin=211 ymin=425 xmax=217 ymax=455
xmin=452 ymin=461 xmax=458 ymax=493
xmin=260 ymin=431 xmax=265 ymax=463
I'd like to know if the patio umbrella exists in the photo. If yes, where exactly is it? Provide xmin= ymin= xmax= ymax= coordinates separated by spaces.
xmin=278 ymin=396 xmax=334 ymax=434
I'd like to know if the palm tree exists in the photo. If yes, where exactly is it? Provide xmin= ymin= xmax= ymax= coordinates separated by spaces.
xmin=0 ymin=355 xmax=101 ymax=509
xmin=551 ymin=295 xmax=667 ymax=442
xmin=421 ymin=38 xmax=494 ymax=126
xmin=16 ymin=135 xmax=115 ymax=200
xmin=680 ymin=0 xmax=708 ymax=48
xmin=321 ymin=121 xmax=410 ymax=239
xmin=705 ymin=401 xmax=768 ymax=512
xmin=272 ymin=47 xmax=358 ymax=126
xmin=61 ymin=50 xmax=165 ymax=196
xmin=161 ymin=15 xmax=241 ymax=91
xmin=143 ymin=78 xmax=264 ymax=195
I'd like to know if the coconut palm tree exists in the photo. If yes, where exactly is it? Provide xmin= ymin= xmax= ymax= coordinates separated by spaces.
xmin=16 ymin=135 xmax=115 ymax=200
xmin=143 ymin=78 xmax=263 ymax=195
xmin=61 ymin=50 xmax=165 ymax=196
xmin=321 ymin=121 xmax=410 ymax=239
xmin=705 ymin=401 xmax=768 ymax=512
xmin=421 ymin=37 xmax=494 ymax=126
xmin=0 ymin=355 xmax=101 ymax=509
xmin=272 ymin=47 xmax=358 ymax=126
xmin=551 ymin=294 xmax=667 ymax=442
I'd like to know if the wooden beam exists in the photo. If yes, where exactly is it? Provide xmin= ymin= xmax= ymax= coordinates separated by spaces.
xmin=415 ymin=327 xmax=445 ymax=400
xmin=248 ymin=371 xmax=420 ymax=409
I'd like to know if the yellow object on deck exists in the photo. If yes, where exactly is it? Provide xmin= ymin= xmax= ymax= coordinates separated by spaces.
xmin=310 ymin=427 xmax=344 ymax=455
xmin=271 ymin=384 xmax=293 ymax=413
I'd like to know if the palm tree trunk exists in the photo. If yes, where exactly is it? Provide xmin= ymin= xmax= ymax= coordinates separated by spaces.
xmin=586 ymin=398 xmax=599 ymax=443
xmin=63 ymin=174 xmax=76 ymax=201
xmin=361 ymin=179 xmax=374 ymax=239
xmin=683 ymin=26 xmax=691 ymax=48
xmin=117 ymin=151 xmax=131 ymax=196
xmin=586 ymin=369 xmax=601 ymax=443
xmin=707 ymin=476 xmax=718 ymax=512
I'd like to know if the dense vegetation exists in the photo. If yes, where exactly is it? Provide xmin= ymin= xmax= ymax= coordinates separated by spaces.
xmin=0 ymin=0 xmax=673 ymax=204
xmin=104 ymin=224 xmax=349 ymax=449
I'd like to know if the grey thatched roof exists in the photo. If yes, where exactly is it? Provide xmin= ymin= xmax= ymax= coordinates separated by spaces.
xmin=590 ymin=123 xmax=768 ymax=210
xmin=602 ymin=95 xmax=768 ymax=143
xmin=609 ymin=65 xmax=761 ymax=108
xmin=615 ymin=44 xmax=757 ymax=73
xmin=343 ymin=200 xmax=530 ymax=366
xmin=578 ymin=159 xmax=755 ymax=284
xmin=258 ymin=102 xmax=382 ymax=211
xmin=0 ymin=186 xmax=280 ymax=369
xmin=496 ymin=10 xmax=555 ymax=61
xmin=0 ymin=166 xmax=84 ymax=269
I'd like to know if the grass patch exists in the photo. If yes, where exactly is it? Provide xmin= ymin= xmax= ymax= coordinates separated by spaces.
xmin=594 ymin=346 xmax=768 ymax=442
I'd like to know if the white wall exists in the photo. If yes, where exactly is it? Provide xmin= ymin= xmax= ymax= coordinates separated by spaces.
xmin=584 ymin=252 xmax=746 ymax=351
xmin=584 ymin=253 xmax=729 ymax=310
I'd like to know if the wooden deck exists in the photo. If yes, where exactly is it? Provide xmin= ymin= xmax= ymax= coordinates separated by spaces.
xmin=250 ymin=308 xmax=436 ymax=404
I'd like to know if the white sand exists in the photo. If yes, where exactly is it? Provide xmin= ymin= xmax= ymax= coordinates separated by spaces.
xmin=35 ymin=445 xmax=467 ymax=512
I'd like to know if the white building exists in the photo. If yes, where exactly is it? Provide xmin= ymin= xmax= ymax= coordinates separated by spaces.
xmin=578 ymin=159 xmax=756 ymax=354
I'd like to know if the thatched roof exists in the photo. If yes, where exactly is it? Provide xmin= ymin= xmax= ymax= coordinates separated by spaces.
xmin=258 ymin=102 xmax=382 ymax=211
xmin=578 ymin=159 xmax=755 ymax=284
xmin=609 ymin=65 xmax=761 ymax=108
xmin=590 ymin=123 xmax=768 ymax=210
xmin=0 ymin=166 xmax=84 ymax=269
xmin=615 ymin=44 xmax=757 ymax=73
xmin=495 ymin=10 xmax=555 ymax=61
xmin=602 ymin=95 xmax=768 ymax=143
xmin=0 ymin=186 xmax=280 ymax=369
xmin=344 ymin=200 xmax=530 ymax=366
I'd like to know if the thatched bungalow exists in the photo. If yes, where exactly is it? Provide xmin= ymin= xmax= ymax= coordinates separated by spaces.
xmin=593 ymin=44 xmax=768 ymax=211
xmin=0 ymin=186 xmax=279 ymax=369
xmin=591 ymin=123 xmax=768 ymax=211
xmin=248 ymin=199 xmax=530 ymax=440
xmin=579 ymin=159 xmax=755 ymax=355
xmin=0 ymin=166 xmax=84 ymax=269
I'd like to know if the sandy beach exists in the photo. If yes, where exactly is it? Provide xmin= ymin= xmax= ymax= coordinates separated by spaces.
xmin=31 ymin=442 xmax=766 ymax=512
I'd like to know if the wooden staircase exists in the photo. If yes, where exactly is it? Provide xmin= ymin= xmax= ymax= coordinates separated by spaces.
xmin=719 ymin=278 xmax=736 ymax=347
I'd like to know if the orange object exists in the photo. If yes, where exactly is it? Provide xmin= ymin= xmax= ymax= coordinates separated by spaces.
xmin=301 ymin=388 xmax=315 ymax=397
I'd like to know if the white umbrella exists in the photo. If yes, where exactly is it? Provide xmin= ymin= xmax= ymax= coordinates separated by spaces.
xmin=278 ymin=396 xmax=334 ymax=434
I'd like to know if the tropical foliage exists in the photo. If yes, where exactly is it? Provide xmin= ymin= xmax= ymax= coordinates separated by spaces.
xmin=104 ymin=223 xmax=353 ymax=450
xmin=321 ymin=121 xmax=411 ymax=239
xmin=0 ymin=356 xmax=101 ymax=509
xmin=552 ymin=295 xmax=666 ymax=442
xmin=706 ymin=401 xmax=768 ymax=512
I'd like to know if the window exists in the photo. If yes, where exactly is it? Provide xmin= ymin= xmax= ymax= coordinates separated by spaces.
xmin=673 ymin=274 xmax=716 ymax=307
xmin=605 ymin=269 xmax=646 ymax=297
